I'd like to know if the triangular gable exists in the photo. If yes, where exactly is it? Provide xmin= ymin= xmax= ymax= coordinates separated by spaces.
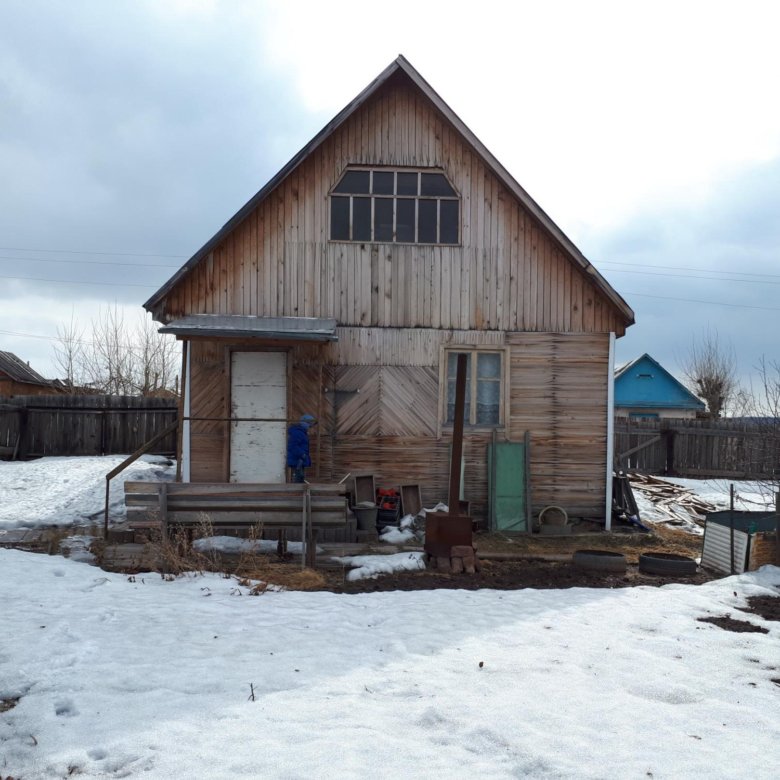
xmin=144 ymin=55 xmax=634 ymax=326
xmin=615 ymin=354 xmax=704 ymax=409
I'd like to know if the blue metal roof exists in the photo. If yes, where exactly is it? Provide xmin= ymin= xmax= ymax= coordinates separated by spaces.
xmin=615 ymin=354 xmax=705 ymax=410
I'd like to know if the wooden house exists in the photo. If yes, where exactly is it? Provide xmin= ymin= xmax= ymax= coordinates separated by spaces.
xmin=0 ymin=351 xmax=59 ymax=397
xmin=615 ymin=354 xmax=704 ymax=420
xmin=143 ymin=56 xmax=634 ymax=524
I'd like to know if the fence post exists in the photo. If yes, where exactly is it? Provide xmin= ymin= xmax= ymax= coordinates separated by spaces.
xmin=662 ymin=420 xmax=676 ymax=476
xmin=100 ymin=411 xmax=107 ymax=456
xmin=13 ymin=407 xmax=28 ymax=461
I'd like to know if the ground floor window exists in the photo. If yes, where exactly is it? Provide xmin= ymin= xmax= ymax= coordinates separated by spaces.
xmin=442 ymin=348 xmax=506 ymax=427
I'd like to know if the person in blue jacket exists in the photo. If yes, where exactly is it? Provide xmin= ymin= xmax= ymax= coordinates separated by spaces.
xmin=287 ymin=413 xmax=316 ymax=482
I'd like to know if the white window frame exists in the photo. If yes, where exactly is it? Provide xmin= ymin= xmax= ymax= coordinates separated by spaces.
xmin=437 ymin=346 xmax=510 ymax=435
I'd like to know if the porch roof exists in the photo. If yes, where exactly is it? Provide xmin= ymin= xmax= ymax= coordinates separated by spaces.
xmin=159 ymin=314 xmax=338 ymax=342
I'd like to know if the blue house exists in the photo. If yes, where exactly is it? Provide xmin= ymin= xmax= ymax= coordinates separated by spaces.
xmin=615 ymin=354 xmax=705 ymax=419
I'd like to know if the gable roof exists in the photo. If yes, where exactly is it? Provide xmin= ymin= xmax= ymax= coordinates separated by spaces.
xmin=144 ymin=55 xmax=634 ymax=326
xmin=0 ymin=351 xmax=51 ymax=386
xmin=615 ymin=353 xmax=705 ymax=410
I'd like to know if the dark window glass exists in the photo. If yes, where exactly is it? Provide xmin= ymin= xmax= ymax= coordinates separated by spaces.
xmin=440 ymin=200 xmax=459 ymax=244
xmin=374 ymin=198 xmax=393 ymax=242
xmin=334 ymin=170 xmax=370 ymax=194
xmin=421 ymin=172 xmax=456 ymax=197
xmin=396 ymin=198 xmax=415 ymax=242
xmin=397 ymin=172 xmax=418 ymax=195
xmin=352 ymin=197 xmax=371 ymax=241
xmin=418 ymin=200 xmax=437 ymax=243
xmin=372 ymin=171 xmax=394 ymax=195
xmin=330 ymin=196 xmax=350 ymax=240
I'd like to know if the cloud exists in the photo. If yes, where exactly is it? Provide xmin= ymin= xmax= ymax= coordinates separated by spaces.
xmin=0 ymin=0 xmax=327 ymax=304
xmin=592 ymin=157 xmax=780 ymax=383
xmin=1 ymin=0 xmax=779 ymax=394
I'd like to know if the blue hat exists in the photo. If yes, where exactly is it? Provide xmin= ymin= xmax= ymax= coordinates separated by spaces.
xmin=301 ymin=413 xmax=317 ymax=426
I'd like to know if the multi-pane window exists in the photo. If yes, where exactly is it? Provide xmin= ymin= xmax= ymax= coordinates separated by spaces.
xmin=330 ymin=168 xmax=459 ymax=245
xmin=445 ymin=350 xmax=503 ymax=426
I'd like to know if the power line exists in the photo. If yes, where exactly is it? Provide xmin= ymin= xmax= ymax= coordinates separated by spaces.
xmin=602 ymin=267 xmax=780 ymax=286
xmin=0 ymin=327 xmax=166 ymax=351
xmin=600 ymin=260 xmax=780 ymax=279
xmin=0 ymin=255 xmax=180 ymax=269
xmin=0 ymin=275 xmax=158 ymax=288
xmin=625 ymin=291 xmax=780 ymax=312
xmin=0 ymin=246 xmax=186 ymax=258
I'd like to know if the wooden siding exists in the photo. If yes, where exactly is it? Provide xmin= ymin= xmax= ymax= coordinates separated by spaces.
xmin=189 ymin=340 xmax=229 ymax=482
xmin=185 ymin=330 xmax=610 ymax=520
xmin=508 ymin=332 xmax=610 ymax=516
xmin=159 ymin=78 xmax=626 ymax=336
xmin=0 ymin=378 xmax=57 ymax=397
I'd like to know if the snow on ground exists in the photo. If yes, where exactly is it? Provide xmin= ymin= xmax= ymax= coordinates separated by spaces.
xmin=0 ymin=455 xmax=175 ymax=529
xmin=663 ymin=477 xmax=776 ymax=512
xmin=333 ymin=551 xmax=427 ymax=581
xmin=634 ymin=477 xmax=777 ymax=536
xmin=1 ymin=549 xmax=778 ymax=779
xmin=193 ymin=535 xmax=313 ymax=556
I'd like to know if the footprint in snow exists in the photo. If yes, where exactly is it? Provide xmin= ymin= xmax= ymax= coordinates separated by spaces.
xmin=54 ymin=698 xmax=79 ymax=717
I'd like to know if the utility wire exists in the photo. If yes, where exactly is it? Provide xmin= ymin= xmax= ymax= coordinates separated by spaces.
xmin=0 ymin=255 xmax=180 ymax=268
xmin=0 ymin=275 xmax=157 ymax=288
xmin=600 ymin=260 xmax=780 ymax=279
xmin=0 ymin=246 xmax=186 ymax=258
xmin=0 ymin=328 xmax=166 ymax=351
xmin=625 ymin=291 xmax=780 ymax=312
xmin=601 ymin=268 xmax=780 ymax=286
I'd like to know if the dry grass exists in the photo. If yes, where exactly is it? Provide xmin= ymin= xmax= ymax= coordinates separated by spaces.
xmin=134 ymin=514 xmax=327 ymax=591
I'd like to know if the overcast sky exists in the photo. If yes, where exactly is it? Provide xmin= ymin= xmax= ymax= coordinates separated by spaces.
xmin=1 ymin=0 xmax=778 ymax=389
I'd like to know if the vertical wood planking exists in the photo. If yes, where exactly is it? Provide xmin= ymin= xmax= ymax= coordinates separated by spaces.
xmin=159 ymin=79 xmax=628 ymax=338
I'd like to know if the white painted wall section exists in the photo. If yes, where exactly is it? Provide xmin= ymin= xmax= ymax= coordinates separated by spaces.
xmin=230 ymin=351 xmax=287 ymax=483
xmin=605 ymin=332 xmax=615 ymax=530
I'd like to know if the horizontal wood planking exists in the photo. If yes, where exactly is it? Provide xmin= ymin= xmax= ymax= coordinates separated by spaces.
xmin=182 ymin=331 xmax=612 ymax=519
xmin=124 ymin=481 xmax=347 ymax=495
xmin=127 ymin=509 xmax=348 ymax=527
xmin=160 ymin=80 xmax=627 ymax=335
xmin=507 ymin=332 xmax=610 ymax=517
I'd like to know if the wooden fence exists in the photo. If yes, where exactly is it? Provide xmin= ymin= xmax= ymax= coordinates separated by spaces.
xmin=0 ymin=395 xmax=178 ymax=459
xmin=615 ymin=417 xmax=780 ymax=479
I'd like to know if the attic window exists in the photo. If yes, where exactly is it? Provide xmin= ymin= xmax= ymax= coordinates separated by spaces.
xmin=330 ymin=168 xmax=459 ymax=245
xmin=637 ymin=373 xmax=653 ymax=379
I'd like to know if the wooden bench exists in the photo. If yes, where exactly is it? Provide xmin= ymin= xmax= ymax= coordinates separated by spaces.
xmin=124 ymin=481 xmax=350 ymax=567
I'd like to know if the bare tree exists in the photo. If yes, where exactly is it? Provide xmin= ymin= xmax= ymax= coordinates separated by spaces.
xmin=52 ymin=313 xmax=86 ymax=391
xmin=736 ymin=357 xmax=780 ymax=501
xmin=52 ymin=306 xmax=179 ymax=396
xmin=681 ymin=330 xmax=739 ymax=418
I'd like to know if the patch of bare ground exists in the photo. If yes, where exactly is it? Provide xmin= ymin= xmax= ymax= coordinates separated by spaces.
xmin=473 ymin=524 xmax=702 ymax=562
xmin=97 ymin=524 xmax=713 ymax=593
xmin=742 ymin=595 xmax=780 ymax=622
xmin=696 ymin=593 xmax=779 ymax=634
xmin=697 ymin=615 xmax=769 ymax=633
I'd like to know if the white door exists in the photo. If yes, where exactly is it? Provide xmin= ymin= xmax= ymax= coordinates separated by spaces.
xmin=230 ymin=351 xmax=287 ymax=483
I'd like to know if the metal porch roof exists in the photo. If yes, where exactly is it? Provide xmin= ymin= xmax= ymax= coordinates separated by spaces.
xmin=158 ymin=314 xmax=338 ymax=342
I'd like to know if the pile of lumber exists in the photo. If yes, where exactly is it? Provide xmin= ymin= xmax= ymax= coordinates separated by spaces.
xmin=629 ymin=473 xmax=716 ymax=527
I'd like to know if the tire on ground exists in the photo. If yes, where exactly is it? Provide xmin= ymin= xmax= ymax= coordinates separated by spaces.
xmin=572 ymin=549 xmax=627 ymax=573
xmin=638 ymin=552 xmax=698 ymax=576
